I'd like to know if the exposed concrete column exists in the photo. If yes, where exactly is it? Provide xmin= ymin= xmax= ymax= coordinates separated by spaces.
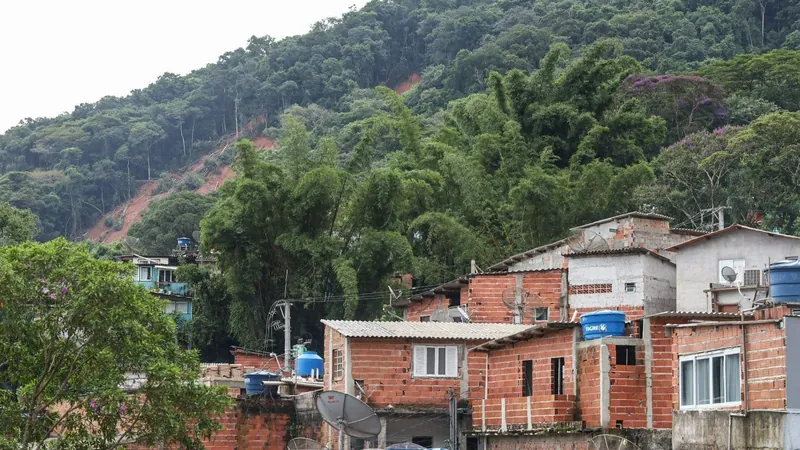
xmin=572 ymin=328 xmax=579 ymax=397
xmin=378 ymin=416 xmax=387 ymax=448
xmin=344 ymin=337 xmax=353 ymax=395
xmin=600 ymin=343 xmax=610 ymax=429
xmin=643 ymin=318 xmax=654 ymax=429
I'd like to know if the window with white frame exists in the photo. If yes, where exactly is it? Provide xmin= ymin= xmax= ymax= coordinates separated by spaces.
xmin=413 ymin=345 xmax=458 ymax=377
xmin=679 ymin=348 xmax=741 ymax=408
xmin=165 ymin=301 xmax=189 ymax=314
xmin=534 ymin=307 xmax=549 ymax=322
xmin=159 ymin=269 xmax=177 ymax=283
xmin=333 ymin=349 xmax=344 ymax=380
xmin=718 ymin=259 xmax=745 ymax=284
xmin=138 ymin=266 xmax=152 ymax=281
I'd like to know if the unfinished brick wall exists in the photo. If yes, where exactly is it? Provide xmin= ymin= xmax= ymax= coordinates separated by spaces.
xmin=607 ymin=343 xmax=646 ymax=429
xmin=472 ymin=329 xmax=576 ymax=430
xmin=233 ymin=349 xmax=282 ymax=372
xmin=128 ymin=400 xmax=305 ymax=450
xmin=348 ymin=337 xmax=473 ymax=408
xmin=646 ymin=319 xmax=676 ymax=430
xmin=325 ymin=326 xmax=346 ymax=392
xmin=577 ymin=346 xmax=601 ymax=428
xmin=466 ymin=271 xmax=564 ymax=324
xmin=671 ymin=320 xmax=787 ymax=411
xmin=405 ymin=295 xmax=446 ymax=321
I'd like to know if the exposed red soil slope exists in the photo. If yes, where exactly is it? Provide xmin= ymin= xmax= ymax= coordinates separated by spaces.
xmin=394 ymin=73 xmax=422 ymax=94
xmin=84 ymin=136 xmax=277 ymax=244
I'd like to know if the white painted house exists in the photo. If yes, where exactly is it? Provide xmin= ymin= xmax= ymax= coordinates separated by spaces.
xmin=667 ymin=225 xmax=800 ymax=311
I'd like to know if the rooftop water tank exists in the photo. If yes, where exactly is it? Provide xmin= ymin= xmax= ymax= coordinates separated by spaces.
xmin=244 ymin=370 xmax=279 ymax=396
xmin=581 ymin=310 xmax=626 ymax=340
xmin=177 ymin=237 xmax=192 ymax=248
xmin=296 ymin=350 xmax=324 ymax=378
xmin=767 ymin=259 xmax=800 ymax=302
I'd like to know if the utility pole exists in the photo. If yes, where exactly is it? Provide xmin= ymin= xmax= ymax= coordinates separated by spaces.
xmin=284 ymin=301 xmax=291 ymax=374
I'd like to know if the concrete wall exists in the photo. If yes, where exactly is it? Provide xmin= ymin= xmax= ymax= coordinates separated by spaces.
xmin=642 ymin=256 xmax=677 ymax=315
xmin=674 ymin=230 xmax=800 ymax=311
xmin=506 ymin=245 xmax=568 ymax=272
xmin=568 ymin=254 xmax=646 ymax=310
xmin=673 ymin=410 xmax=800 ymax=450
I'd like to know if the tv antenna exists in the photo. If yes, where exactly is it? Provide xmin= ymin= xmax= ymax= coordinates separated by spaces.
xmin=567 ymin=230 xmax=610 ymax=253
xmin=501 ymin=286 xmax=544 ymax=324
xmin=589 ymin=434 xmax=640 ymax=450
xmin=316 ymin=391 xmax=381 ymax=450
xmin=286 ymin=438 xmax=325 ymax=450
xmin=721 ymin=266 xmax=738 ymax=284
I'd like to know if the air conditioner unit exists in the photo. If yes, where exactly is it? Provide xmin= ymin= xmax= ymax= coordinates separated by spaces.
xmin=743 ymin=269 xmax=761 ymax=286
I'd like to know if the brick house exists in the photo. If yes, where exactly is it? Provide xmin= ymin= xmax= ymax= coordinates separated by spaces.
xmin=402 ymin=212 xmax=701 ymax=327
xmin=668 ymin=306 xmax=800 ymax=449
xmin=321 ymin=320 xmax=531 ymax=450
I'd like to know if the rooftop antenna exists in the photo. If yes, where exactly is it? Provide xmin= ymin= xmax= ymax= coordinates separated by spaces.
xmin=589 ymin=434 xmax=640 ymax=450
xmin=287 ymin=438 xmax=325 ymax=450
xmin=315 ymin=391 xmax=381 ymax=450
xmin=567 ymin=229 xmax=610 ymax=254
xmin=123 ymin=236 xmax=143 ymax=254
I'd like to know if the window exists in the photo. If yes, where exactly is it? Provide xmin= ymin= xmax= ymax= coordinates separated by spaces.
xmin=412 ymin=437 xmax=433 ymax=448
xmin=165 ymin=301 xmax=189 ymax=314
xmin=679 ymin=348 xmax=741 ymax=408
xmin=333 ymin=349 xmax=344 ymax=380
xmin=138 ymin=266 xmax=152 ymax=281
xmin=718 ymin=259 xmax=745 ymax=284
xmin=413 ymin=345 xmax=458 ymax=377
xmin=616 ymin=345 xmax=636 ymax=365
xmin=420 ymin=315 xmax=431 ymax=322
xmin=625 ymin=282 xmax=636 ymax=293
xmin=159 ymin=269 xmax=177 ymax=283
xmin=452 ymin=316 xmax=464 ymax=323
xmin=534 ymin=307 xmax=549 ymax=322
xmin=551 ymin=357 xmax=565 ymax=395
xmin=522 ymin=360 xmax=533 ymax=397
xmin=446 ymin=290 xmax=461 ymax=307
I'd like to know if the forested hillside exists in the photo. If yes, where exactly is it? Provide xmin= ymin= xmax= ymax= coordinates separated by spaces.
xmin=3 ymin=0 xmax=800 ymax=359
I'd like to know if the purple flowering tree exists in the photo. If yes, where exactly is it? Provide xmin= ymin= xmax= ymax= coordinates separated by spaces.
xmin=622 ymin=74 xmax=728 ymax=140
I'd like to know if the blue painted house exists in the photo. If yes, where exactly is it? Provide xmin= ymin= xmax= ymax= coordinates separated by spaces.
xmin=119 ymin=255 xmax=193 ymax=321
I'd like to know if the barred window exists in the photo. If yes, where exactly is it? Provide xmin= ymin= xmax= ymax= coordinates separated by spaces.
xmin=333 ymin=349 xmax=344 ymax=380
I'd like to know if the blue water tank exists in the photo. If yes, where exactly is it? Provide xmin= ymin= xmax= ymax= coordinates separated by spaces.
xmin=244 ymin=370 xmax=279 ymax=396
xmin=177 ymin=237 xmax=192 ymax=248
xmin=295 ymin=350 xmax=324 ymax=377
xmin=581 ymin=310 xmax=626 ymax=340
xmin=767 ymin=259 xmax=800 ymax=302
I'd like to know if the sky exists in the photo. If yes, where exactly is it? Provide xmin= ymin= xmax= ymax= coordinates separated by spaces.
xmin=0 ymin=0 xmax=368 ymax=134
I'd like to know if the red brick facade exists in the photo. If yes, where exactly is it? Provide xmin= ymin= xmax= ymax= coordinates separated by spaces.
xmin=405 ymin=271 xmax=564 ymax=324
xmin=671 ymin=319 xmax=787 ymax=411
xmin=232 ymin=349 xmax=283 ymax=372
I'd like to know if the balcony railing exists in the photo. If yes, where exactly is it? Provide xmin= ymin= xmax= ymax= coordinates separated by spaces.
xmin=473 ymin=395 xmax=578 ymax=433
xmin=134 ymin=281 xmax=192 ymax=297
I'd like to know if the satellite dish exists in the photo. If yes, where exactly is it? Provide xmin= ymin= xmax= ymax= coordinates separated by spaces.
xmin=316 ymin=391 xmax=381 ymax=450
xmin=568 ymin=230 xmax=610 ymax=253
xmin=386 ymin=444 xmax=426 ymax=450
xmin=501 ymin=287 xmax=544 ymax=324
xmin=123 ymin=236 xmax=142 ymax=254
xmin=721 ymin=266 xmax=737 ymax=283
xmin=589 ymin=434 xmax=640 ymax=450
xmin=287 ymin=438 xmax=325 ymax=450
xmin=192 ymin=230 xmax=201 ymax=243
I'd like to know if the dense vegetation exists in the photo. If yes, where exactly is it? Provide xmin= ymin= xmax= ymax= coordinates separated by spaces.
xmin=3 ymin=0 xmax=800 ymax=358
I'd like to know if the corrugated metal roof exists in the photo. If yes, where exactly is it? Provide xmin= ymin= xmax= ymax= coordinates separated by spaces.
xmin=670 ymin=228 xmax=709 ymax=236
xmin=665 ymin=224 xmax=800 ymax=252
xmin=487 ymin=239 xmax=569 ymax=271
xmin=645 ymin=311 xmax=754 ymax=320
xmin=570 ymin=211 xmax=673 ymax=231
xmin=321 ymin=320 xmax=532 ymax=340
xmin=471 ymin=322 xmax=580 ymax=352
xmin=563 ymin=247 xmax=674 ymax=264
